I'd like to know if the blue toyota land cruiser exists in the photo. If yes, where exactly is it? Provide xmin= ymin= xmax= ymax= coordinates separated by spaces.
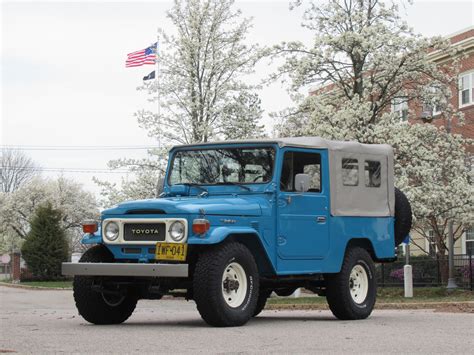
xmin=63 ymin=137 xmax=412 ymax=327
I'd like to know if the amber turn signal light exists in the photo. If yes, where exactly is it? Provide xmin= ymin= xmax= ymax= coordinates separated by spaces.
xmin=82 ymin=221 xmax=98 ymax=234
xmin=192 ymin=219 xmax=210 ymax=234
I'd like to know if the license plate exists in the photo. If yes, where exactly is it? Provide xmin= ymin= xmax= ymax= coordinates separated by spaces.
xmin=155 ymin=243 xmax=188 ymax=261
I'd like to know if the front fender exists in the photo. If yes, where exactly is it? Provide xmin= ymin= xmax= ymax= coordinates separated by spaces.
xmin=188 ymin=226 xmax=260 ymax=245
xmin=81 ymin=232 xmax=102 ymax=245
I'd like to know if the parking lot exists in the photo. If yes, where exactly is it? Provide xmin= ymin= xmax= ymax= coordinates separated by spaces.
xmin=1 ymin=285 xmax=472 ymax=354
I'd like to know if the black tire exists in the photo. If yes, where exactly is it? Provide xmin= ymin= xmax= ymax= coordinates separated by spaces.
xmin=193 ymin=242 xmax=259 ymax=327
xmin=253 ymin=289 xmax=272 ymax=317
xmin=73 ymin=245 xmax=138 ymax=325
xmin=394 ymin=188 xmax=413 ymax=246
xmin=325 ymin=247 xmax=376 ymax=320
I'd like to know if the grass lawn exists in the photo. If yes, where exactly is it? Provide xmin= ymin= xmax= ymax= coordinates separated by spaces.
xmin=18 ymin=280 xmax=73 ymax=289
xmin=267 ymin=287 xmax=474 ymax=305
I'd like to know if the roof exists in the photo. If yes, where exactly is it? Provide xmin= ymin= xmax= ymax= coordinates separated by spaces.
xmin=172 ymin=136 xmax=393 ymax=156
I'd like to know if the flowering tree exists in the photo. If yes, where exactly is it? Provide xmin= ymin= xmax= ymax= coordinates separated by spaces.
xmin=137 ymin=0 xmax=264 ymax=144
xmin=273 ymin=0 xmax=473 ymax=279
xmin=0 ymin=176 xmax=99 ymax=253
xmin=96 ymin=0 xmax=265 ymax=205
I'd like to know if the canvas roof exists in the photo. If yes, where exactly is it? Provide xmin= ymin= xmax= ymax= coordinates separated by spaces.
xmin=172 ymin=137 xmax=393 ymax=156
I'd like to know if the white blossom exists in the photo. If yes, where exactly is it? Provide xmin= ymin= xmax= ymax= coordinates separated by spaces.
xmin=0 ymin=176 xmax=99 ymax=253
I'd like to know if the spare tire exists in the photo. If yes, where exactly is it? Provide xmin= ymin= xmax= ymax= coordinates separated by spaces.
xmin=394 ymin=188 xmax=412 ymax=246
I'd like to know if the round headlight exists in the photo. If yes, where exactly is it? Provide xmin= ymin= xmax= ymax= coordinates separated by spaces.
xmin=104 ymin=221 xmax=119 ymax=241
xmin=169 ymin=221 xmax=185 ymax=242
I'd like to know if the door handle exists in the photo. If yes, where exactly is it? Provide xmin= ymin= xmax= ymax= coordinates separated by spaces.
xmin=316 ymin=216 xmax=326 ymax=223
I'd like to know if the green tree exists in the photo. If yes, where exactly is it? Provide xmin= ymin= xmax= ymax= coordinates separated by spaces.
xmin=21 ymin=203 xmax=69 ymax=280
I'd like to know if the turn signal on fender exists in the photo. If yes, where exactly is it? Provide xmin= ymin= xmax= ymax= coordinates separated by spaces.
xmin=82 ymin=220 xmax=98 ymax=234
xmin=192 ymin=219 xmax=210 ymax=235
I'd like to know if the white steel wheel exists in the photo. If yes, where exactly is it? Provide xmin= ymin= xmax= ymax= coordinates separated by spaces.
xmin=349 ymin=264 xmax=369 ymax=304
xmin=222 ymin=262 xmax=248 ymax=308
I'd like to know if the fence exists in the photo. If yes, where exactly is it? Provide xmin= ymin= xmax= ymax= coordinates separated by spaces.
xmin=376 ymin=254 xmax=473 ymax=290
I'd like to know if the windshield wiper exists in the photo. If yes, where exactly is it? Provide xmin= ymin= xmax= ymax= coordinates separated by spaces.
xmin=175 ymin=183 xmax=208 ymax=193
xmin=213 ymin=182 xmax=251 ymax=191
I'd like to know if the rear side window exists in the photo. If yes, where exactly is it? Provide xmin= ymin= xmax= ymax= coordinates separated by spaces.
xmin=365 ymin=161 xmax=381 ymax=187
xmin=342 ymin=158 xmax=359 ymax=186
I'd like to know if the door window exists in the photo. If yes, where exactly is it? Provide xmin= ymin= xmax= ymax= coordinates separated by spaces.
xmin=280 ymin=152 xmax=321 ymax=192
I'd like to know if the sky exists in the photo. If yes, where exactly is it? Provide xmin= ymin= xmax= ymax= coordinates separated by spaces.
xmin=1 ymin=0 xmax=473 ymax=197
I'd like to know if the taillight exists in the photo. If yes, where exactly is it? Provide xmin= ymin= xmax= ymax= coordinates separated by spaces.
xmin=82 ymin=220 xmax=98 ymax=234
xmin=192 ymin=219 xmax=210 ymax=235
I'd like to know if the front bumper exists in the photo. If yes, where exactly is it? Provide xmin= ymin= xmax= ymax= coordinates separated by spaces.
xmin=62 ymin=262 xmax=188 ymax=278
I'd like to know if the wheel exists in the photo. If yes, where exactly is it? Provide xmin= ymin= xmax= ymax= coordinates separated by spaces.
xmin=253 ymin=289 xmax=272 ymax=317
xmin=73 ymin=245 xmax=138 ymax=325
xmin=325 ymin=247 xmax=376 ymax=320
xmin=193 ymin=242 xmax=259 ymax=327
xmin=394 ymin=188 xmax=412 ymax=246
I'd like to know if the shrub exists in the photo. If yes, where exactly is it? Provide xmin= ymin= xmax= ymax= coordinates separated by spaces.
xmin=21 ymin=203 xmax=69 ymax=280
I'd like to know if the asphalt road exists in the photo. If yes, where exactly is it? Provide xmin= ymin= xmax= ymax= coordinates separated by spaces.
xmin=1 ymin=285 xmax=473 ymax=354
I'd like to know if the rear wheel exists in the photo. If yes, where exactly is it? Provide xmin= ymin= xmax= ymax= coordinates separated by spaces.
xmin=193 ymin=242 xmax=259 ymax=327
xmin=325 ymin=247 xmax=376 ymax=320
xmin=73 ymin=245 xmax=138 ymax=325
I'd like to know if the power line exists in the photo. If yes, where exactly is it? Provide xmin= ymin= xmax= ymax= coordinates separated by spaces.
xmin=0 ymin=145 xmax=161 ymax=151
xmin=0 ymin=166 xmax=135 ymax=174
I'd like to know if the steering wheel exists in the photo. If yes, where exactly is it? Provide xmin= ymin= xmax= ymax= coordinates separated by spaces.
xmin=252 ymin=175 xmax=264 ymax=182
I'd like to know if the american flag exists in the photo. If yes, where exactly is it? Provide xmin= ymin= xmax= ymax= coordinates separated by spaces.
xmin=126 ymin=43 xmax=157 ymax=68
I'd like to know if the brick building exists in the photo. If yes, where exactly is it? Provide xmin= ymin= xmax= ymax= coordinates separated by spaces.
xmin=398 ymin=27 xmax=474 ymax=256
xmin=391 ymin=26 xmax=474 ymax=151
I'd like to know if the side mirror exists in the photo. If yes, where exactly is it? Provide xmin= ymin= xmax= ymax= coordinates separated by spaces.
xmin=295 ymin=173 xmax=310 ymax=192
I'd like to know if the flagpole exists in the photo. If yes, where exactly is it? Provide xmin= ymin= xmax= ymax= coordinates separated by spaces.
xmin=155 ymin=31 xmax=162 ymax=198
xmin=156 ymin=31 xmax=161 ymax=150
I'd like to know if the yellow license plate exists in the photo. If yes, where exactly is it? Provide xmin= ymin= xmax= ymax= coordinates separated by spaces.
xmin=155 ymin=242 xmax=188 ymax=261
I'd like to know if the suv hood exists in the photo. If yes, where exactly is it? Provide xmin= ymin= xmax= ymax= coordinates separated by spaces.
xmin=102 ymin=196 xmax=263 ymax=216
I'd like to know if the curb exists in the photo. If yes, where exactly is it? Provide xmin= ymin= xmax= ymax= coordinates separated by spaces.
xmin=0 ymin=282 xmax=72 ymax=291
xmin=266 ymin=301 xmax=474 ymax=311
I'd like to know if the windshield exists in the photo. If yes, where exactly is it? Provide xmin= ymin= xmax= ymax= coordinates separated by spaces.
xmin=168 ymin=147 xmax=275 ymax=186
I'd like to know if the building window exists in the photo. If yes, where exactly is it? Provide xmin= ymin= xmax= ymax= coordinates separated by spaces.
xmin=466 ymin=228 xmax=474 ymax=256
xmin=459 ymin=72 xmax=474 ymax=107
xmin=392 ymin=97 xmax=409 ymax=122
xmin=422 ymin=86 xmax=442 ymax=117
xmin=342 ymin=158 xmax=359 ymax=186
xmin=364 ymin=160 xmax=381 ymax=187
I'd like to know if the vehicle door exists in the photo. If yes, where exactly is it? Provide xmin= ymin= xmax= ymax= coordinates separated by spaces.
xmin=276 ymin=149 xmax=329 ymax=259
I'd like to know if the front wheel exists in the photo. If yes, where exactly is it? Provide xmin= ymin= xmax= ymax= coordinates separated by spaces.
xmin=325 ymin=247 xmax=376 ymax=320
xmin=193 ymin=243 xmax=259 ymax=327
xmin=73 ymin=245 xmax=138 ymax=324
xmin=253 ymin=289 xmax=272 ymax=317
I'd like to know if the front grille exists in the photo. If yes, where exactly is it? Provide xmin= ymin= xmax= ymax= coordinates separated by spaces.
xmin=122 ymin=247 xmax=141 ymax=254
xmin=123 ymin=223 xmax=166 ymax=242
